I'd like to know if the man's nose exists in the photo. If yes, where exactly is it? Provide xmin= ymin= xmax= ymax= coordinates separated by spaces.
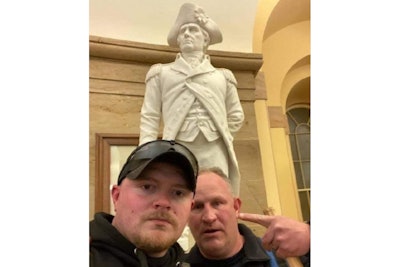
xmin=153 ymin=193 xmax=171 ymax=209
xmin=201 ymin=205 xmax=217 ymax=223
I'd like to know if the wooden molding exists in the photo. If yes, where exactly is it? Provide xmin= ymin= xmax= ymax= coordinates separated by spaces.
xmin=95 ymin=133 xmax=139 ymax=213
xmin=89 ymin=35 xmax=263 ymax=72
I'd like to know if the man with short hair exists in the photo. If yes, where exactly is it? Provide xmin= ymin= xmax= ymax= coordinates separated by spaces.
xmin=184 ymin=167 xmax=287 ymax=266
xmin=90 ymin=140 xmax=198 ymax=267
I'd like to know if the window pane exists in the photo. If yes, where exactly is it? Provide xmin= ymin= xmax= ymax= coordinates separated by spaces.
xmin=287 ymin=114 xmax=297 ymax=132
xmin=289 ymin=135 xmax=299 ymax=160
xmin=293 ymin=162 xmax=304 ymax=189
xmin=302 ymin=161 xmax=310 ymax=188
xmin=299 ymin=191 xmax=310 ymax=222
xmin=296 ymin=125 xmax=310 ymax=160
xmin=291 ymin=108 xmax=310 ymax=124
xmin=297 ymin=124 xmax=310 ymax=134
xmin=287 ymin=107 xmax=310 ymax=222
xmin=298 ymin=135 xmax=310 ymax=160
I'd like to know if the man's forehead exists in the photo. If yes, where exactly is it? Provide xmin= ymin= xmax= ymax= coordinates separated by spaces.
xmin=194 ymin=188 xmax=228 ymax=200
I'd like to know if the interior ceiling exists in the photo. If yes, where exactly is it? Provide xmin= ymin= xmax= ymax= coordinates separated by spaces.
xmin=286 ymin=77 xmax=310 ymax=108
xmin=289 ymin=56 xmax=310 ymax=72
xmin=264 ymin=0 xmax=310 ymax=40
xmin=266 ymin=0 xmax=310 ymax=109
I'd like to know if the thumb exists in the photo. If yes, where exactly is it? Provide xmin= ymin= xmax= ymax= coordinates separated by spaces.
xmin=238 ymin=212 xmax=274 ymax=227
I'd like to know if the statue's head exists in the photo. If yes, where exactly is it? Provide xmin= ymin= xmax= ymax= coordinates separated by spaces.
xmin=167 ymin=3 xmax=222 ymax=49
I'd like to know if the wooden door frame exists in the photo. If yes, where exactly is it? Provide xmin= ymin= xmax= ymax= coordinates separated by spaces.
xmin=94 ymin=133 xmax=139 ymax=213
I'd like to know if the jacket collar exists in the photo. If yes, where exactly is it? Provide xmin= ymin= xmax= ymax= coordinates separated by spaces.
xmin=172 ymin=53 xmax=216 ymax=77
xmin=238 ymin=223 xmax=271 ymax=262
xmin=184 ymin=223 xmax=271 ymax=264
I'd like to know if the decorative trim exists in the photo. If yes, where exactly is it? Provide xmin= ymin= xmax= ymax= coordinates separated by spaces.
xmin=95 ymin=133 xmax=139 ymax=213
xmin=268 ymin=106 xmax=289 ymax=133
xmin=89 ymin=35 xmax=263 ymax=72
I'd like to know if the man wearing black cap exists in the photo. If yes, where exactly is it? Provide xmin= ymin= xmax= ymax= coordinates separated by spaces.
xmin=90 ymin=140 xmax=198 ymax=267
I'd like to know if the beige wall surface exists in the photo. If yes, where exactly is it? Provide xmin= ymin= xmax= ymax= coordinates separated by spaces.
xmin=89 ymin=0 xmax=259 ymax=53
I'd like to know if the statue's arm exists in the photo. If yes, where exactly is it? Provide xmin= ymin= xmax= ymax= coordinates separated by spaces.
xmin=139 ymin=64 xmax=163 ymax=144
xmin=221 ymin=68 xmax=245 ymax=134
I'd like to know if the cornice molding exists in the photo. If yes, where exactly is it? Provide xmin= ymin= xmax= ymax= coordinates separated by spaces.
xmin=89 ymin=35 xmax=263 ymax=72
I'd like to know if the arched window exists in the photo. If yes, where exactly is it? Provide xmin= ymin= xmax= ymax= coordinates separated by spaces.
xmin=287 ymin=107 xmax=310 ymax=222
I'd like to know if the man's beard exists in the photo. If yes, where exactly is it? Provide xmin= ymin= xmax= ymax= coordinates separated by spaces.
xmin=132 ymin=211 xmax=180 ymax=253
xmin=133 ymin=231 xmax=177 ymax=254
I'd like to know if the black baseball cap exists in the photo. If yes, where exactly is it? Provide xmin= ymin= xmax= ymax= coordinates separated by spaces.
xmin=117 ymin=140 xmax=198 ymax=191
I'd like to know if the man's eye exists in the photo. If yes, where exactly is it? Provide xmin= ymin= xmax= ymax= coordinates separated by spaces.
xmin=213 ymin=201 xmax=222 ymax=207
xmin=191 ymin=204 xmax=202 ymax=210
xmin=174 ymin=189 xmax=190 ymax=198
xmin=174 ymin=190 xmax=184 ymax=197
xmin=142 ymin=184 xmax=154 ymax=190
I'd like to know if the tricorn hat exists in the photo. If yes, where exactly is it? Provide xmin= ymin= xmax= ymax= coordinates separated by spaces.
xmin=167 ymin=3 xmax=223 ymax=48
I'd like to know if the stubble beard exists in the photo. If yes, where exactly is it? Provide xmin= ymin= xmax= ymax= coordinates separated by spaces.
xmin=132 ymin=212 xmax=180 ymax=254
xmin=132 ymin=227 xmax=177 ymax=254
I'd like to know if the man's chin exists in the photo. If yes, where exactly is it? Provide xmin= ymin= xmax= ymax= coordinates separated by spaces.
xmin=134 ymin=232 xmax=177 ymax=251
xmin=136 ymin=238 xmax=175 ymax=255
xmin=198 ymin=242 xmax=226 ymax=259
xmin=199 ymin=236 xmax=224 ymax=249
xmin=144 ymin=225 xmax=180 ymax=239
xmin=144 ymin=218 xmax=174 ymax=228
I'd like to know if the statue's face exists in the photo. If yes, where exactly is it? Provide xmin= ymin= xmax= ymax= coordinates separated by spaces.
xmin=177 ymin=23 xmax=209 ymax=53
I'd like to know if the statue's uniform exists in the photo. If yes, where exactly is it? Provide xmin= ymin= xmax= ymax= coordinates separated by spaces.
xmin=140 ymin=53 xmax=244 ymax=194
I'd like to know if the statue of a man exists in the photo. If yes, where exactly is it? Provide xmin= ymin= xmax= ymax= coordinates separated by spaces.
xmin=139 ymin=3 xmax=244 ymax=195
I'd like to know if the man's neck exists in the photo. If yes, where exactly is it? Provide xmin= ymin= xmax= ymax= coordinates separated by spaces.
xmin=199 ymin=233 xmax=245 ymax=260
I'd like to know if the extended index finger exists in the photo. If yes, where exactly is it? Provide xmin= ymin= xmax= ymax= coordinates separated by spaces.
xmin=238 ymin=213 xmax=274 ymax=227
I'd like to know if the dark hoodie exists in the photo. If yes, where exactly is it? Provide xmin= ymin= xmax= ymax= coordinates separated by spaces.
xmin=90 ymin=212 xmax=186 ymax=267
xmin=182 ymin=223 xmax=289 ymax=267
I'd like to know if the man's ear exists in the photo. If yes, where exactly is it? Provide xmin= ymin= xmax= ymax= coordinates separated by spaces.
xmin=234 ymin=197 xmax=242 ymax=215
xmin=111 ymin=185 xmax=120 ymax=208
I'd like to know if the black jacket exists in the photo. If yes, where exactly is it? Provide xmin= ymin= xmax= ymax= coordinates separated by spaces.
xmin=90 ymin=212 xmax=186 ymax=267
xmin=182 ymin=223 xmax=288 ymax=267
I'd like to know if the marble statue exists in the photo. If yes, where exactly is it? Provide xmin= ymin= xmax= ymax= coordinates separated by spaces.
xmin=139 ymin=2 xmax=244 ymax=195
